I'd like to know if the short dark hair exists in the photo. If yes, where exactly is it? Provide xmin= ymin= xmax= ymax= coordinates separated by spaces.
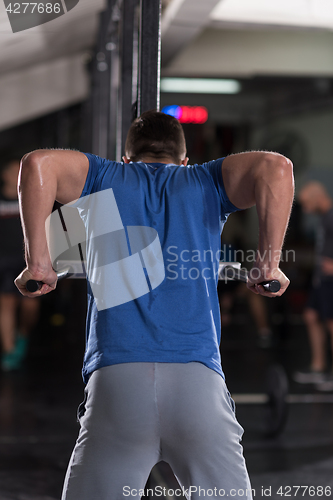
xmin=125 ymin=110 xmax=186 ymax=163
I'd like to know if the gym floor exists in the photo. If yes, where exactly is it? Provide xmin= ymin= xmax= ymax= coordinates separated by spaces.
xmin=0 ymin=281 xmax=333 ymax=500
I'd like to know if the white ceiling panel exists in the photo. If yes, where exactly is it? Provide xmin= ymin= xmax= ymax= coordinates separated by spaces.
xmin=162 ymin=0 xmax=221 ymax=64
xmin=162 ymin=28 xmax=333 ymax=77
xmin=0 ymin=53 xmax=89 ymax=131
xmin=211 ymin=0 xmax=333 ymax=29
xmin=0 ymin=0 xmax=106 ymax=75
xmin=0 ymin=0 xmax=106 ymax=129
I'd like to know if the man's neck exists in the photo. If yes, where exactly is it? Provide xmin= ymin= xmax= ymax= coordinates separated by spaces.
xmin=140 ymin=156 xmax=177 ymax=164
xmin=123 ymin=155 xmax=188 ymax=166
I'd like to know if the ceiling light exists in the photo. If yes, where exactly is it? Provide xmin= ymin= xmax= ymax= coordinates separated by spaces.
xmin=160 ymin=78 xmax=241 ymax=94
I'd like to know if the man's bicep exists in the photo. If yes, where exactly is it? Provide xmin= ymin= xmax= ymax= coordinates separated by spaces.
xmin=221 ymin=152 xmax=271 ymax=210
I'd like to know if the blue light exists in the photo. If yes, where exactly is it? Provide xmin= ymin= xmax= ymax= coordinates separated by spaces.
xmin=162 ymin=105 xmax=182 ymax=119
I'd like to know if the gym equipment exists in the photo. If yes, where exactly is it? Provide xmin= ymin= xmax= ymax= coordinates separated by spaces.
xmin=26 ymin=266 xmax=74 ymax=293
xmin=26 ymin=261 xmax=282 ymax=294
xmin=219 ymin=264 xmax=281 ymax=293
xmin=90 ymin=0 xmax=161 ymax=161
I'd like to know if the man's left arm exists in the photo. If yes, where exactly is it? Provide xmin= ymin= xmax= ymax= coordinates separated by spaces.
xmin=221 ymin=151 xmax=294 ymax=296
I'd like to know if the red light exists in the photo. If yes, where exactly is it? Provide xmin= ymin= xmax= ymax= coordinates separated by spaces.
xmin=178 ymin=106 xmax=208 ymax=124
xmin=195 ymin=106 xmax=208 ymax=124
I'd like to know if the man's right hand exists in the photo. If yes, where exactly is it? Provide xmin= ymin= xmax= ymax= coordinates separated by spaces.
xmin=15 ymin=267 xmax=58 ymax=297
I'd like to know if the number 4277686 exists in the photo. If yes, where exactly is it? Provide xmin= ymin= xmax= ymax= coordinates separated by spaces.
xmin=277 ymin=486 xmax=331 ymax=496
xmin=5 ymin=3 xmax=61 ymax=14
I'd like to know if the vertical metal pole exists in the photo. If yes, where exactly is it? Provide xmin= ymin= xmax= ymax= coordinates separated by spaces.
xmin=137 ymin=0 xmax=162 ymax=116
xmin=107 ymin=0 xmax=122 ymax=161
xmin=97 ymin=32 xmax=112 ymax=159
xmin=118 ymin=0 xmax=140 ymax=159
xmin=91 ymin=2 xmax=114 ymax=157
xmin=89 ymin=0 xmax=161 ymax=159
xmin=90 ymin=0 xmax=121 ymax=160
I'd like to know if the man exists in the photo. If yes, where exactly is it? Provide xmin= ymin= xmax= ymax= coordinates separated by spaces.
xmin=294 ymin=181 xmax=333 ymax=391
xmin=15 ymin=111 xmax=293 ymax=499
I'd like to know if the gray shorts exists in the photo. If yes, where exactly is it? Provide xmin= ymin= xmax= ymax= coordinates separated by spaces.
xmin=62 ymin=362 xmax=252 ymax=500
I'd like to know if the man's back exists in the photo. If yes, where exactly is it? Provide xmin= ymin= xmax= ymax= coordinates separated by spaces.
xmin=76 ymin=154 xmax=239 ymax=382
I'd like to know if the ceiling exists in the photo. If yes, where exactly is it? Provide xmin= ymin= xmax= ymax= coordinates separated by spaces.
xmin=1 ymin=0 xmax=333 ymax=130
xmin=211 ymin=0 xmax=333 ymax=29
xmin=162 ymin=0 xmax=333 ymax=77
xmin=0 ymin=0 xmax=105 ymax=77
xmin=0 ymin=0 xmax=106 ymax=130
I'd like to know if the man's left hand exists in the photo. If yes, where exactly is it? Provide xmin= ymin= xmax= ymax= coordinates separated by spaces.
xmin=247 ymin=265 xmax=290 ymax=297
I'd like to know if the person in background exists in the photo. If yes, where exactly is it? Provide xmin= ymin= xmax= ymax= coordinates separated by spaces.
xmin=0 ymin=158 xmax=40 ymax=371
xmin=294 ymin=181 xmax=333 ymax=391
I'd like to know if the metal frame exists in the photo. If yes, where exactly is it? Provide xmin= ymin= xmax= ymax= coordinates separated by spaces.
xmin=91 ymin=1 xmax=114 ymax=159
xmin=89 ymin=0 xmax=162 ymax=161
xmin=137 ymin=0 xmax=162 ymax=117
xmin=118 ymin=0 xmax=140 ymax=159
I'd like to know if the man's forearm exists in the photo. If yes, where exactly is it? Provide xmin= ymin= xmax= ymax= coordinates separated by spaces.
xmin=254 ymin=157 xmax=294 ymax=274
xmin=19 ymin=152 xmax=57 ymax=272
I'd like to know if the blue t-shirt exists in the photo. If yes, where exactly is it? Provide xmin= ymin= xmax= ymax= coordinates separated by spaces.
xmin=77 ymin=154 xmax=239 ymax=383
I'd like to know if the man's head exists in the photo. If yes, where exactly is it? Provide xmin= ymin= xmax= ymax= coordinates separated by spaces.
xmin=123 ymin=110 xmax=188 ymax=165
xmin=298 ymin=181 xmax=333 ymax=214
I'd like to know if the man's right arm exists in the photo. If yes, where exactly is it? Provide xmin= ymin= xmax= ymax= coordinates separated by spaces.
xmin=15 ymin=149 xmax=89 ymax=296
xmin=221 ymin=151 xmax=294 ymax=297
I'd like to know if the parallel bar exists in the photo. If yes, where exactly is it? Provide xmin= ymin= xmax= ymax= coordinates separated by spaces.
xmin=137 ymin=0 xmax=162 ymax=115
xmin=220 ymin=264 xmax=281 ymax=293
xmin=222 ymin=265 xmax=248 ymax=283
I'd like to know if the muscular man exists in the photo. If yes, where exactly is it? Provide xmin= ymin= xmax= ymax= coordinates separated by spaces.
xmin=15 ymin=111 xmax=293 ymax=499
xmin=294 ymin=181 xmax=333 ymax=391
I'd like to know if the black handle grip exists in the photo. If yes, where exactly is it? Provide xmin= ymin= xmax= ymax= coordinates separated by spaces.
xmin=26 ymin=267 xmax=74 ymax=293
xmin=221 ymin=265 xmax=281 ymax=293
